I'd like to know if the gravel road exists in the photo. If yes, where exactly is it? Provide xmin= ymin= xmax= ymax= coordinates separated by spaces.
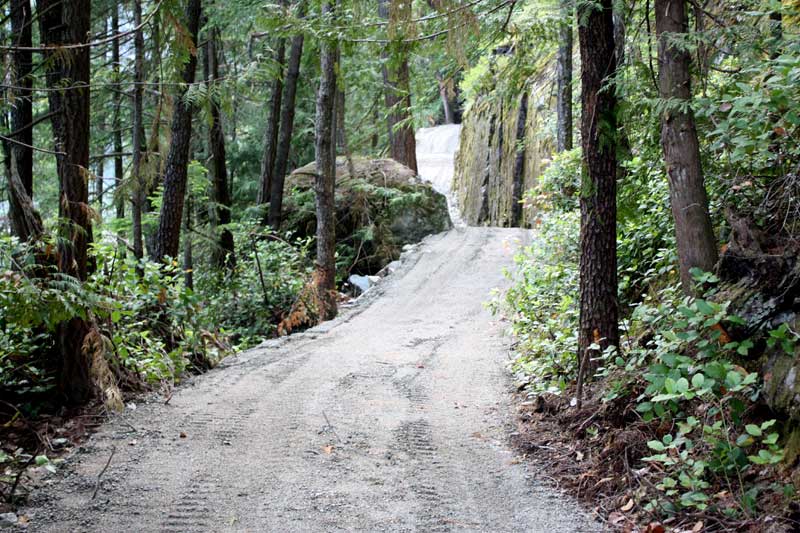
xmin=25 ymin=227 xmax=597 ymax=532
xmin=23 ymin=125 xmax=597 ymax=532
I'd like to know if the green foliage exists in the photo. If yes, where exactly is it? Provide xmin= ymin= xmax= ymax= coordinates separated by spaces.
xmin=605 ymin=275 xmax=786 ymax=516
xmin=194 ymin=227 xmax=313 ymax=348
xmin=498 ymin=209 xmax=579 ymax=393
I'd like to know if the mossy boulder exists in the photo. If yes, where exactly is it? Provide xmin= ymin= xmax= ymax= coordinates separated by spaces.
xmin=282 ymin=157 xmax=451 ymax=276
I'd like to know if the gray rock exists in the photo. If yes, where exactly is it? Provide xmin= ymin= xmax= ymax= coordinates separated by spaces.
xmin=0 ymin=513 xmax=18 ymax=527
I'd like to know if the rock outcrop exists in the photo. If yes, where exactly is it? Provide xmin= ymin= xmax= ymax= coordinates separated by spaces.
xmin=283 ymin=157 xmax=451 ymax=275
xmin=452 ymin=65 xmax=554 ymax=227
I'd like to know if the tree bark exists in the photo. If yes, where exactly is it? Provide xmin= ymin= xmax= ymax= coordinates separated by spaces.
xmin=5 ymin=150 xmax=43 ymax=243
xmin=510 ymin=92 xmax=528 ymax=228
xmin=577 ymin=0 xmax=619 ymax=367
xmin=153 ymin=0 xmax=202 ymax=263
xmin=556 ymin=0 xmax=573 ymax=152
xmin=112 ymin=5 xmax=125 ymax=220
xmin=268 ymin=3 xmax=306 ymax=229
xmin=183 ymin=194 xmax=194 ymax=289
xmin=38 ymin=0 xmax=94 ymax=403
xmin=314 ymin=0 xmax=338 ymax=321
xmin=6 ymin=0 xmax=34 ymax=238
xmin=131 ymin=0 xmax=146 ymax=263
xmin=257 ymin=0 xmax=288 ymax=212
xmin=380 ymin=0 xmax=418 ymax=172
xmin=336 ymin=88 xmax=356 ymax=178
xmin=655 ymin=0 xmax=717 ymax=294
xmin=204 ymin=27 xmax=235 ymax=269
xmin=437 ymin=72 xmax=453 ymax=124
xmin=8 ymin=0 xmax=33 ymax=193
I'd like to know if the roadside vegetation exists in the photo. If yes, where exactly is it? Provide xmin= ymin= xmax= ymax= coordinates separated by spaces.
xmin=479 ymin=1 xmax=800 ymax=529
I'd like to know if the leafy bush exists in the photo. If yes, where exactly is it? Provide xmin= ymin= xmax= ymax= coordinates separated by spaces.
xmin=498 ymin=209 xmax=579 ymax=393
xmin=612 ymin=281 xmax=790 ymax=515
xmin=194 ymin=228 xmax=312 ymax=348
xmin=0 ymin=226 xmax=313 ymax=400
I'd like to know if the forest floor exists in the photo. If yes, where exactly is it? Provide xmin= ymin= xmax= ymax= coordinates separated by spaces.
xmin=17 ymin=126 xmax=599 ymax=532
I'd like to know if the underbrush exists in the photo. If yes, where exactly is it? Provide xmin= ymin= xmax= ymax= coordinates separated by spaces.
xmin=0 ymin=227 xmax=312 ymax=503
xmin=0 ymin=227 xmax=311 ymax=407
xmin=497 ymin=153 xmax=799 ymax=530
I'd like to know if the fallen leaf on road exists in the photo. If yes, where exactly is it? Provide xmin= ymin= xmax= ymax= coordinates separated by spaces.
xmin=322 ymin=445 xmax=334 ymax=455
xmin=608 ymin=512 xmax=625 ymax=525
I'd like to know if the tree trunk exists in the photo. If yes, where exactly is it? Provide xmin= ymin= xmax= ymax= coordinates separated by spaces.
xmin=268 ymin=3 xmax=306 ymax=229
xmin=556 ymin=0 xmax=573 ymax=152
xmin=96 ymin=150 xmax=105 ymax=209
xmin=437 ymin=73 xmax=453 ymax=124
xmin=112 ymin=5 xmax=125 ymax=220
xmin=577 ymin=0 xmax=619 ymax=368
xmin=336 ymin=88 xmax=356 ymax=178
xmin=510 ymin=92 xmax=528 ymax=228
xmin=38 ymin=0 xmax=94 ymax=403
xmin=6 ymin=0 xmax=34 ymax=238
xmin=257 ymin=0 xmax=288 ymax=212
xmin=314 ymin=0 xmax=338 ymax=321
xmin=655 ymin=0 xmax=718 ymax=294
xmin=380 ymin=0 xmax=418 ymax=172
xmin=153 ymin=0 xmax=202 ymax=263
xmin=5 ymin=151 xmax=43 ymax=243
xmin=204 ymin=27 xmax=235 ymax=269
xmin=131 ymin=0 xmax=146 ymax=263
xmin=183 ymin=194 xmax=194 ymax=289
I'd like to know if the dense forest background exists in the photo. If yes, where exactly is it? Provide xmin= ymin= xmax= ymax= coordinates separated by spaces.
xmin=2 ymin=0 xmax=800 ymax=527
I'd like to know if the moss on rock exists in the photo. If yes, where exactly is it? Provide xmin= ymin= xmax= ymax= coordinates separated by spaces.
xmin=282 ymin=157 xmax=451 ymax=277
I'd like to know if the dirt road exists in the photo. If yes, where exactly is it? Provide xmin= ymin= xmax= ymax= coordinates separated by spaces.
xmin=25 ymin=126 xmax=596 ymax=532
xmin=26 ymin=227 xmax=596 ymax=532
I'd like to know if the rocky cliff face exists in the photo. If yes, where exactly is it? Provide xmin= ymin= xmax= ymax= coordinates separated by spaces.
xmin=452 ymin=73 xmax=553 ymax=227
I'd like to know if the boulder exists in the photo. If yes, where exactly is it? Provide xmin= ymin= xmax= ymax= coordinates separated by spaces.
xmin=282 ymin=157 xmax=451 ymax=275
xmin=715 ymin=243 xmax=800 ymax=460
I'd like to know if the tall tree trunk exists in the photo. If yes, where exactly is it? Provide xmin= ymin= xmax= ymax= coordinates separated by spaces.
xmin=437 ymin=72 xmax=453 ymax=124
xmin=153 ymin=0 xmax=202 ymax=263
xmin=577 ymin=0 xmax=619 ymax=369
xmin=510 ymin=92 xmax=528 ymax=228
xmin=183 ymin=194 xmax=194 ymax=289
xmin=268 ymin=4 xmax=306 ymax=229
xmin=39 ymin=0 xmax=94 ymax=403
xmin=204 ymin=27 xmax=235 ymax=269
xmin=257 ymin=0 xmax=288 ymax=212
xmin=655 ymin=0 xmax=717 ymax=294
xmin=556 ymin=0 xmax=573 ymax=152
xmin=6 ymin=0 xmax=34 ymax=238
xmin=96 ymin=152 xmax=104 ymax=209
xmin=131 ymin=0 xmax=146 ymax=262
xmin=380 ymin=0 xmax=418 ymax=172
xmin=336 ymin=88 xmax=356 ymax=178
xmin=112 ymin=5 xmax=125 ymax=220
xmin=314 ymin=0 xmax=338 ymax=321
xmin=5 ymin=151 xmax=43 ymax=243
